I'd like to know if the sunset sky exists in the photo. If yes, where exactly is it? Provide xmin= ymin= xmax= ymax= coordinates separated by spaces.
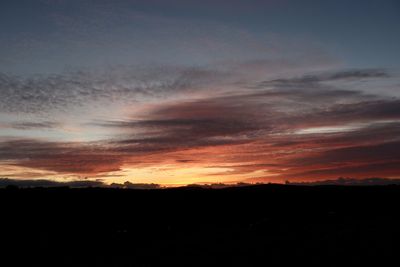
xmin=1 ymin=0 xmax=400 ymax=185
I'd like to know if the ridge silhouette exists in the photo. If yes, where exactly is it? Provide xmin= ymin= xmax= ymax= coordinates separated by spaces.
xmin=1 ymin=184 xmax=399 ymax=266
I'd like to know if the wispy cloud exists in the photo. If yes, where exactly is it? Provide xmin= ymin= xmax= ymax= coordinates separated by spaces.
xmin=1 ymin=121 xmax=60 ymax=130
xmin=0 ymin=66 xmax=228 ymax=113
xmin=259 ymin=69 xmax=390 ymax=87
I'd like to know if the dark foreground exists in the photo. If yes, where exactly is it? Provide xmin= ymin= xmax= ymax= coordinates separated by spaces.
xmin=1 ymin=185 xmax=399 ymax=266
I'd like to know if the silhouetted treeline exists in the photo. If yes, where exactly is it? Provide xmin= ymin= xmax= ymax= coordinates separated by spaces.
xmin=1 ymin=184 xmax=399 ymax=266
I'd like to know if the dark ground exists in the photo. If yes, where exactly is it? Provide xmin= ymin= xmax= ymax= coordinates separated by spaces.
xmin=1 ymin=184 xmax=399 ymax=266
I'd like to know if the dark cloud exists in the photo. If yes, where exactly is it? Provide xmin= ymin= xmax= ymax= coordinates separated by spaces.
xmin=288 ymin=140 xmax=400 ymax=167
xmin=286 ymin=177 xmax=400 ymax=186
xmin=97 ymin=96 xmax=269 ymax=152
xmin=0 ymin=139 xmax=125 ymax=174
xmin=8 ymin=121 xmax=60 ymax=130
xmin=0 ymin=178 xmax=163 ymax=189
xmin=108 ymin=87 xmax=400 ymax=140
xmin=0 ymin=178 xmax=106 ymax=188
xmin=259 ymin=69 xmax=390 ymax=87
xmin=278 ymin=99 xmax=400 ymax=131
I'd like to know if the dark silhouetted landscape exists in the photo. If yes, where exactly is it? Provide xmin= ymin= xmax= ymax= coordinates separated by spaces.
xmin=2 ymin=184 xmax=399 ymax=266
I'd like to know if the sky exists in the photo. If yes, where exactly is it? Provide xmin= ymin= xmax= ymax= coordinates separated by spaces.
xmin=0 ymin=0 xmax=400 ymax=185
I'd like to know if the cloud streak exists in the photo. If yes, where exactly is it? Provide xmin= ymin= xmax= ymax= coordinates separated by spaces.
xmin=259 ymin=69 xmax=390 ymax=87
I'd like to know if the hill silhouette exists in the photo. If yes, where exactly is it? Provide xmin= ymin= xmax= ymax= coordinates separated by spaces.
xmin=1 ymin=184 xmax=399 ymax=266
